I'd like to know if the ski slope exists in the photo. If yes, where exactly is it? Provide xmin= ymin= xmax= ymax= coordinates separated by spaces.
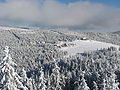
xmin=60 ymin=40 xmax=120 ymax=57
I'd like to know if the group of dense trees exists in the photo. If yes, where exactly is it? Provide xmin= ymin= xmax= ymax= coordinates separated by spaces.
xmin=0 ymin=46 xmax=120 ymax=90
xmin=1 ymin=26 xmax=120 ymax=90
xmin=0 ymin=46 xmax=32 ymax=90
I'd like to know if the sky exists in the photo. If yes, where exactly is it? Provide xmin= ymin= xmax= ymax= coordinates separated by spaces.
xmin=0 ymin=0 xmax=120 ymax=30
xmin=1 ymin=0 xmax=120 ymax=7
xmin=59 ymin=0 xmax=120 ymax=8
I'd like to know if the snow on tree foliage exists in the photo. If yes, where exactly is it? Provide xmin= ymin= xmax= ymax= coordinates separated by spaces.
xmin=0 ymin=45 xmax=120 ymax=90
xmin=38 ymin=67 xmax=47 ymax=90
xmin=20 ymin=67 xmax=33 ymax=90
xmin=21 ymin=67 xmax=27 ymax=79
xmin=92 ymin=81 xmax=98 ymax=90
xmin=104 ymin=72 xmax=119 ymax=90
xmin=0 ymin=46 xmax=29 ymax=90
xmin=49 ymin=59 xmax=62 ymax=90
xmin=74 ymin=73 xmax=89 ymax=90
xmin=111 ymin=72 xmax=119 ymax=90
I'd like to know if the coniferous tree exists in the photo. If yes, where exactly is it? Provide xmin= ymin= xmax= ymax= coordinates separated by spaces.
xmin=51 ymin=59 xmax=62 ymax=90
xmin=109 ymin=72 xmax=119 ymax=90
xmin=38 ymin=67 xmax=47 ymax=90
xmin=75 ymin=74 xmax=89 ymax=90
xmin=92 ymin=81 xmax=98 ymax=90
xmin=0 ymin=46 xmax=28 ymax=90
xmin=101 ymin=78 xmax=106 ymax=90
xmin=20 ymin=67 xmax=33 ymax=90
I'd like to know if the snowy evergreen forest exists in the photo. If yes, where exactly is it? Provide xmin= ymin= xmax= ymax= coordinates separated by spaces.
xmin=0 ymin=29 xmax=120 ymax=90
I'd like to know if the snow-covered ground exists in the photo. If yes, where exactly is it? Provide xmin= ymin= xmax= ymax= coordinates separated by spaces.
xmin=60 ymin=40 xmax=120 ymax=57
xmin=0 ymin=26 xmax=28 ymax=31
xmin=0 ymin=26 xmax=36 ymax=34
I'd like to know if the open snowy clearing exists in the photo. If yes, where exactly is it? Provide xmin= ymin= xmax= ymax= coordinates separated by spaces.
xmin=60 ymin=40 xmax=120 ymax=57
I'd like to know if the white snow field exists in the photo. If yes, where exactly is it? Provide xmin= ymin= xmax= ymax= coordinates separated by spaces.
xmin=60 ymin=40 xmax=120 ymax=57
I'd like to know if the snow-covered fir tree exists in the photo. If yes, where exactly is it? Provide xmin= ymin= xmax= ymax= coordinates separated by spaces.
xmin=75 ymin=74 xmax=90 ymax=90
xmin=100 ymin=78 xmax=106 ymax=90
xmin=38 ymin=67 xmax=47 ymax=90
xmin=107 ymin=72 xmax=119 ymax=90
xmin=50 ymin=59 xmax=62 ymax=90
xmin=0 ymin=46 xmax=28 ymax=90
xmin=92 ymin=81 xmax=98 ymax=90
xmin=20 ymin=67 xmax=33 ymax=90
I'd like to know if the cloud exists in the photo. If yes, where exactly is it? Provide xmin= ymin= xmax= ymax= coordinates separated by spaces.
xmin=0 ymin=0 xmax=120 ymax=29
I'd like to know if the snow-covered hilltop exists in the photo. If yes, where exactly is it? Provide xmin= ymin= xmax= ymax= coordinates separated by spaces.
xmin=0 ymin=26 xmax=29 ymax=31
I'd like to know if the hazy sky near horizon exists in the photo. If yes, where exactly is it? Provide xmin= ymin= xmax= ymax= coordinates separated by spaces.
xmin=0 ymin=0 xmax=120 ymax=29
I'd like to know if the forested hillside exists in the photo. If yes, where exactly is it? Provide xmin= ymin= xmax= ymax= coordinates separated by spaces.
xmin=0 ymin=28 xmax=120 ymax=90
